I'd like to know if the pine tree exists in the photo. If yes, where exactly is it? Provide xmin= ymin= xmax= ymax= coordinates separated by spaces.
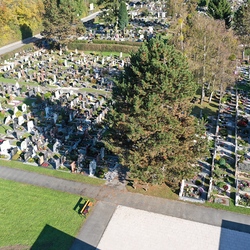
xmin=42 ymin=0 xmax=85 ymax=47
xmin=118 ymin=1 xmax=128 ymax=32
xmin=208 ymin=0 xmax=232 ymax=27
xmin=97 ymin=0 xmax=120 ymax=28
xmin=233 ymin=0 xmax=250 ymax=47
xmin=104 ymin=36 xmax=208 ymax=188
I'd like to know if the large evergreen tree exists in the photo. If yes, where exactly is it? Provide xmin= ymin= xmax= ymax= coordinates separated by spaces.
xmin=208 ymin=0 xmax=232 ymax=27
xmin=97 ymin=0 xmax=120 ymax=28
xmin=233 ymin=0 xmax=250 ymax=47
xmin=118 ymin=1 xmax=128 ymax=32
xmin=104 ymin=36 xmax=208 ymax=188
xmin=42 ymin=0 xmax=85 ymax=46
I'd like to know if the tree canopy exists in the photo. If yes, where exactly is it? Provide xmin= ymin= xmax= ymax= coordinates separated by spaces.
xmin=208 ymin=0 xmax=232 ymax=27
xmin=97 ymin=0 xmax=121 ymax=28
xmin=233 ymin=0 xmax=250 ymax=46
xmin=104 ymin=36 xmax=208 ymax=188
xmin=42 ymin=0 xmax=85 ymax=46
xmin=118 ymin=1 xmax=128 ymax=32
xmin=0 ymin=0 xmax=44 ymax=46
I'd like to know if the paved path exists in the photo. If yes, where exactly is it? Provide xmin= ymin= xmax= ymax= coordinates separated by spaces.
xmin=1 ymin=166 xmax=250 ymax=249
xmin=0 ymin=35 xmax=42 ymax=56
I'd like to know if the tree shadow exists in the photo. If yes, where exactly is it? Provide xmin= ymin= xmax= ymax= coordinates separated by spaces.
xmin=20 ymin=24 xmax=33 ymax=40
xmin=31 ymin=224 xmax=97 ymax=250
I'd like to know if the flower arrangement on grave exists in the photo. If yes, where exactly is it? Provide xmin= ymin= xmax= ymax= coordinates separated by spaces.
xmin=237 ymin=120 xmax=248 ymax=127
xmin=238 ymin=193 xmax=250 ymax=207
xmin=238 ymin=180 xmax=250 ymax=191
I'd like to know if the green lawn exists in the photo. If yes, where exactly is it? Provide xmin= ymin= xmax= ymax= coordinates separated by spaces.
xmin=0 ymin=178 xmax=91 ymax=249
xmin=0 ymin=160 xmax=105 ymax=186
xmin=191 ymin=96 xmax=219 ymax=118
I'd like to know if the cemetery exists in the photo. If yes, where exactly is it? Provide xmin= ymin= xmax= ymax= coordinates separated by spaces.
xmin=0 ymin=46 xmax=126 ymax=183
xmin=180 ymin=65 xmax=250 ymax=208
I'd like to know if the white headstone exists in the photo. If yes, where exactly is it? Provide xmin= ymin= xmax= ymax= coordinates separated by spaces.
xmin=89 ymin=159 xmax=96 ymax=176
xmin=14 ymin=106 xmax=18 ymax=115
xmin=27 ymin=120 xmax=34 ymax=132
xmin=55 ymin=90 xmax=59 ymax=99
xmin=0 ymin=140 xmax=11 ymax=154
xmin=15 ymin=82 xmax=20 ymax=89
xmin=18 ymin=116 xmax=25 ymax=126
xmin=53 ymin=113 xmax=58 ymax=124
xmin=5 ymin=115 xmax=11 ymax=125
xmin=20 ymin=140 xmax=27 ymax=151
xmin=45 ymin=106 xmax=49 ymax=117
xmin=22 ymin=104 xmax=27 ymax=113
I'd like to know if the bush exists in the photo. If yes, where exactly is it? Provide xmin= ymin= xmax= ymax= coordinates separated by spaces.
xmin=219 ymin=158 xmax=226 ymax=166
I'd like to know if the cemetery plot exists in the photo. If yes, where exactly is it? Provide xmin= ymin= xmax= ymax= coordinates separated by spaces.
xmin=235 ymin=89 xmax=250 ymax=207
xmin=0 ymin=47 xmax=126 ymax=183
xmin=207 ymin=89 xmax=237 ymax=206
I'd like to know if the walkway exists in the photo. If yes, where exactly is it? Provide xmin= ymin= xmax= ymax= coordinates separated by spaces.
xmin=1 ymin=166 xmax=250 ymax=249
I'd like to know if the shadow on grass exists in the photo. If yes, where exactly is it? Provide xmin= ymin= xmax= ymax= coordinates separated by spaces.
xmin=31 ymin=224 xmax=96 ymax=250
xmin=192 ymin=105 xmax=218 ymax=118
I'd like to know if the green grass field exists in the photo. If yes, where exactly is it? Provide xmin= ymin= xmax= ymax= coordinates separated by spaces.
xmin=0 ymin=179 xmax=90 ymax=249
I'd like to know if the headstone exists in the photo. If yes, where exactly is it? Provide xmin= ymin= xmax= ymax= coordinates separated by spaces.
xmin=0 ymin=140 xmax=11 ymax=154
xmin=22 ymin=104 xmax=27 ymax=113
xmin=20 ymin=140 xmax=27 ymax=151
xmin=18 ymin=115 xmax=25 ymax=126
xmin=89 ymin=159 xmax=96 ymax=176
xmin=100 ymin=147 xmax=105 ymax=160
xmin=27 ymin=120 xmax=34 ymax=132
xmin=38 ymin=155 xmax=44 ymax=165
xmin=55 ymin=91 xmax=60 ymax=99
xmin=45 ymin=106 xmax=49 ymax=117
xmin=5 ymin=115 xmax=11 ymax=125
xmin=53 ymin=113 xmax=58 ymax=124
xmin=14 ymin=106 xmax=18 ymax=115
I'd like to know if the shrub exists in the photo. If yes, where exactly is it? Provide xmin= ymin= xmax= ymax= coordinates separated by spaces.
xmin=219 ymin=158 xmax=226 ymax=166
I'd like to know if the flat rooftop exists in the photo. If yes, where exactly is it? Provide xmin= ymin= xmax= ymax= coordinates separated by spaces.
xmin=97 ymin=205 xmax=250 ymax=250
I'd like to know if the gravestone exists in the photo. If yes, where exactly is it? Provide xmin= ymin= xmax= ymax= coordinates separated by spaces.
xmin=22 ymin=104 xmax=27 ymax=112
xmin=5 ymin=115 xmax=11 ymax=125
xmin=100 ymin=147 xmax=105 ymax=160
xmin=38 ymin=155 xmax=44 ymax=165
xmin=14 ymin=106 xmax=18 ymax=115
xmin=18 ymin=115 xmax=25 ymax=126
xmin=45 ymin=106 xmax=49 ymax=117
xmin=53 ymin=113 xmax=58 ymax=124
xmin=27 ymin=120 xmax=34 ymax=132
xmin=20 ymin=140 xmax=27 ymax=151
xmin=0 ymin=140 xmax=11 ymax=154
xmin=89 ymin=159 xmax=97 ymax=176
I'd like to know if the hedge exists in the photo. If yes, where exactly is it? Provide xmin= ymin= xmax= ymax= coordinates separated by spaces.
xmin=92 ymin=39 xmax=142 ymax=46
xmin=68 ymin=42 xmax=139 ymax=53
